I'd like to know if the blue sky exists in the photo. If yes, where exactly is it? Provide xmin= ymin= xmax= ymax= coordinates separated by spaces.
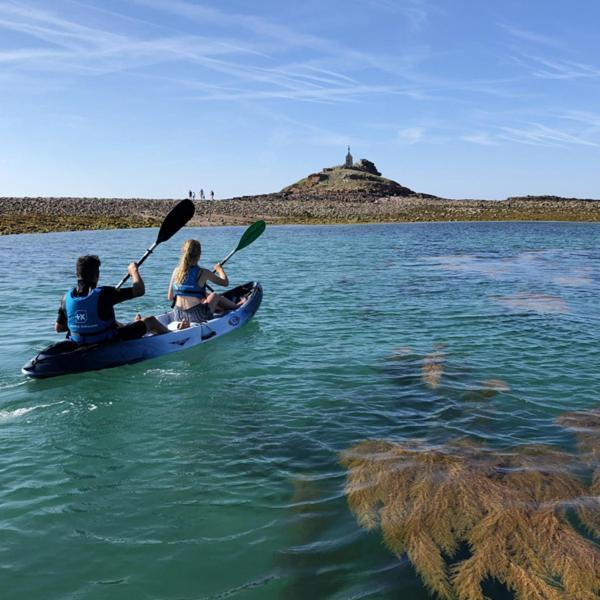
xmin=0 ymin=0 xmax=599 ymax=199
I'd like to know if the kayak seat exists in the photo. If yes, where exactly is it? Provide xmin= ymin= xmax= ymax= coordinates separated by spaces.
xmin=166 ymin=321 xmax=202 ymax=332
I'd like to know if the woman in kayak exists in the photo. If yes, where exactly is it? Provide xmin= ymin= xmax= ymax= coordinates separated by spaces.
xmin=168 ymin=239 xmax=242 ymax=324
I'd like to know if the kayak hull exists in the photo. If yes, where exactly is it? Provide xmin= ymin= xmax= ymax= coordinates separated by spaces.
xmin=22 ymin=281 xmax=262 ymax=379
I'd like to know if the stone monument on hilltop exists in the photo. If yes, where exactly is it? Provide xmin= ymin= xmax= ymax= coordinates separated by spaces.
xmin=345 ymin=146 xmax=353 ymax=168
xmin=341 ymin=148 xmax=381 ymax=176
xmin=281 ymin=148 xmax=416 ymax=197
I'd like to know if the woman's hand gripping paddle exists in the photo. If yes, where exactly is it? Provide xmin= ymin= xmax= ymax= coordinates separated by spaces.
xmin=116 ymin=199 xmax=195 ymax=289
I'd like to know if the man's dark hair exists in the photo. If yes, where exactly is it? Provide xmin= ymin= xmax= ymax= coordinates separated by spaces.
xmin=76 ymin=255 xmax=101 ymax=285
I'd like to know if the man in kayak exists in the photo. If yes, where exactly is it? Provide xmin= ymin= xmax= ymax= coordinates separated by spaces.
xmin=55 ymin=255 xmax=168 ymax=344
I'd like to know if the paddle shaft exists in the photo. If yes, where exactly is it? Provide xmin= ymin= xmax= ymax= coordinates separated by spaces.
xmin=113 ymin=199 xmax=196 ymax=290
xmin=115 ymin=242 xmax=157 ymax=289
xmin=219 ymin=248 xmax=237 ymax=268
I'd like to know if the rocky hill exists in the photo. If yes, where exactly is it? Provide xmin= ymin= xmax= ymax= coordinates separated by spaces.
xmin=281 ymin=158 xmax=419 ymax=197
xmin=2 ymin=154 xmax=599 ymax=234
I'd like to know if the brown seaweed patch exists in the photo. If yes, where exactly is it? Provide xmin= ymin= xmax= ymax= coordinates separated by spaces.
xmin=468 ymin=378 xmax=511 ymax=399
xmin=494 ymin=292 xmax=569 ymax=314
xmin=340 ymin=439 xmax=600 ymax=600
xmin=421 ymin=345 xmax=447 ymax=389
xmin=480 ymin=379 xmax=510 ymax=392
xmin=557 ymin=408 xmax=600 ymax=461
xmin=433 ymin=255 xmax=510 ymax=279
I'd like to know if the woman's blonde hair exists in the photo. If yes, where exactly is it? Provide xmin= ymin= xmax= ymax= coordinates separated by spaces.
xmin=174 ymin=239 xmax=201 ymax=285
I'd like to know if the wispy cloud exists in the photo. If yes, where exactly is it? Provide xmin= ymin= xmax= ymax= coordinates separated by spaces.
xmin=0 ymin=1 xmax=122 ymax=52
xmin=2 ymin=0 xmax=598 ymax=133
xmin=398 ymin=126 xmax=425 ymax=143
xmin=0 ymin=0 xmax=432 ymax=103
xmin=460 ymin=105 xmax=600 ymax=148
xmin=354 ymin=0 xmax=436 ymax=30
xmin=0 ymin=47 xmax=66 ymax=63
xmin=1 ymin=0 xmax=526 ymax=110
xmin=553 ymin=109 xmax=600 ymax=129
xmin=498 ymin=122 xmax=599 ymax=147
xmin=176 ymin=78 xmax=419 ymax=103
xmin=0 ymin=1 xmax=269 ymax=77
xmin=462 ymin=132 xmax=498 ymax=146
xmin=511 ymin=53 xmax=600 ymax=80
xmin=132 ymin=0 xmax=433 ymax=80
xmin=500 ymin=23 xmax=562 ymax=48
xmin=133 ymin=0 xmax=378 ymax=64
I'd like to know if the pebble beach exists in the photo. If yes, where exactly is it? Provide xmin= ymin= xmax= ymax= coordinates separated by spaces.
xmin=2 ymin=193 xmax=600 ymax=235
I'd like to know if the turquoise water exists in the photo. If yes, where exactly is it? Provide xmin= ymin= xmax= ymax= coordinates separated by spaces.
xmin=0 ymin=222 xmax=598 ymax=599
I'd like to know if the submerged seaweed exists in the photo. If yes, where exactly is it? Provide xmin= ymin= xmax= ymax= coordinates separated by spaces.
xmin=494 ymin=292 xmax=569 ymax=314
xmin=557 ymin=408 xmax=600 ymax=534
xmin=384 ymin=346 xmax=510 ymax=402
xmin=422 ymin=345 xmax=447 ymax=390
xmin=340 ymin=438 xmax=600 ymax=600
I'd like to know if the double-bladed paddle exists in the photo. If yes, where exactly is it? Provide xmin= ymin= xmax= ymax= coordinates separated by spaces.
xmin=205 ymin=220 xmax=266 ymax=293
xmin=116 ymin=199 xmax=196 ymax=289
xmin=219 ymin=220 xmax=266 ymax=268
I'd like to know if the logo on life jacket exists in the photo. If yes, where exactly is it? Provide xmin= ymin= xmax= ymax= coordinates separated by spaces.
xmin=75 ymin=310 xmax=88 ymax=323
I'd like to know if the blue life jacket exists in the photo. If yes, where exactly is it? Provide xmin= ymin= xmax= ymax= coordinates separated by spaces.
xmin=65 ymin=287 xmax=118 ymax=345
xmin=173 ymin=266 xmax=207 ymax=298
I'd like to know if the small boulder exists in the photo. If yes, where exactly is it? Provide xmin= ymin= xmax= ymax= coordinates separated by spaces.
xmin=354 ymin=159 xmax=381 ymax=176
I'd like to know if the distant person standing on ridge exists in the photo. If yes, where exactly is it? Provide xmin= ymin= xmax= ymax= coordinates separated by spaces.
xmin=192 ymin=191 xmax=196 ymax=200
xmin=200 ymin=189 xmax=205 ymax=200
xmin=210 ymin=190 xmax=214 ymax=200
xmin=188 ymin=190 xmax=192 ymax=199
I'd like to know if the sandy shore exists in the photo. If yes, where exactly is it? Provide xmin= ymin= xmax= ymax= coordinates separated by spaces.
xmin=1 ymin=193 xmax=599 ymax=235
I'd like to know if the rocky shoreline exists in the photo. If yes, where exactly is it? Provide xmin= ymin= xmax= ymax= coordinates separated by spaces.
xmin=1 ymin=193 xmax=599 ymax=235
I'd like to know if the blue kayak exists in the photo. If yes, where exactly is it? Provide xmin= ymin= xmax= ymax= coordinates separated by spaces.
xmin=22 ymin=282 xmax=262 ymax=379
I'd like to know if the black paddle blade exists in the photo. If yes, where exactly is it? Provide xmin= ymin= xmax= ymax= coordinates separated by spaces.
xmin=157 ymin=199 xmax=195 ymax=245
xmin=236 ymin=220 xmax=266 ymax=252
